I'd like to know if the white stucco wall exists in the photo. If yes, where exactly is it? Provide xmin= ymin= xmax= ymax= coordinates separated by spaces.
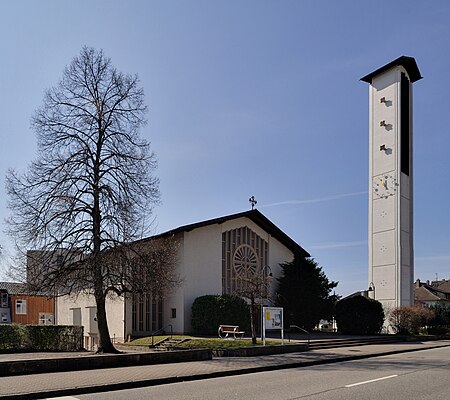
xmin=181 ymin=223 xmax=223 ymax=333
xmin=368 ymin=64 xmax=414 ymax=312
xmin=55 ymin=215 xmax=301 ymax=337
xmin=57 ymin=293 xmax=125 ymax=345
xmin=162 ymin=234 xmax=187 ymax=334
xmin=169 ymin=217 xmax=296 ymax=333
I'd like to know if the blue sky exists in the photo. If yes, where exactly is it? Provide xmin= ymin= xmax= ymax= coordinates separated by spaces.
xmin=1 ymin=0 xmax=449 ymax=296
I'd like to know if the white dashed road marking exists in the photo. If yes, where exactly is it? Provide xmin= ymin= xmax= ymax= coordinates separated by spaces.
xmin=46 ymin=397 xmax=80 ymax=400
xmin=345 ymin=374 xmax=398 ymax=388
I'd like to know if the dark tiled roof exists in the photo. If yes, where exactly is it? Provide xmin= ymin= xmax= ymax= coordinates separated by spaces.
xmin=414 ymin=283 xmax=450 ymax=303
xmin=0 ymin=281 xmax=53 ymax=296
xmin=414 ymin=286 xmax=442 ymax=302
xmin=0 ymin=282 xmax=28 ymax=295
xmin=432 ymin=280 xmax=450 ymax=293
xmin=136 ymin=209 xmax=310 ymax=258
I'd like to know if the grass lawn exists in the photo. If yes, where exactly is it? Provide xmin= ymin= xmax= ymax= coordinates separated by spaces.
xmin=125 ymin=335 xmax=190 ymax=346
xmin=126 ymin=336 xmax=278 ymax=349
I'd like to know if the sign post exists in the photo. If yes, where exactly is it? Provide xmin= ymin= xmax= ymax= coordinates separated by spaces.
xmin=262 ymin=307 xmax=283 ymax=346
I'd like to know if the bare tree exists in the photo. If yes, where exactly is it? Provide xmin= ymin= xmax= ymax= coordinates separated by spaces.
xmin=6 ymin=47 xmax=179 ymax=353
xmin=235 ymin=266 xmax=272 ymax=344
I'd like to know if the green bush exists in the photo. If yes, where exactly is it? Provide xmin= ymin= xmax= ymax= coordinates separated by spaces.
xmin=429 ymin=303 xmax=450 ymax=332
xmin=0 ymin=324 xmax=84 ymax=352
xmin=191 ymin=294 xmax=250 ymax=335
xmin=335 ymin=296 xmax=384 ymax=334
xmin=0 ymin=324 xmax=28 ymax=351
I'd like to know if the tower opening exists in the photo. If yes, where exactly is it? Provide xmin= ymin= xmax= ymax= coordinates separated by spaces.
xmin=401 ymin=72 xmax=410 ymax=176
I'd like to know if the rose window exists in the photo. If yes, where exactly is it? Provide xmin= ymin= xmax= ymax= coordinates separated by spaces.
xmin=233 ymin=244 xmax=259 ymax=277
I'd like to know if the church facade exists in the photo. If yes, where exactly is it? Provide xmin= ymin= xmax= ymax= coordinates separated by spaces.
xmin=56 ymin=210 xmax=309 ymax=348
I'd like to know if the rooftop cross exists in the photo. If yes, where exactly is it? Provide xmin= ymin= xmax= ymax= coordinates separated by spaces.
xmin=249 ymin=196 xmax=257 ymax=210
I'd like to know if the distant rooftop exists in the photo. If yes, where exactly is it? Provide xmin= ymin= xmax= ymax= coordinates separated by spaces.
xmin=0 ymin=281 xmax=52 ymax=296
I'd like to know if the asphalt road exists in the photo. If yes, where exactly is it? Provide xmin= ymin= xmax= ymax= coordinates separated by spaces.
xmin=54 ymin=346 xmax=450 ymax=400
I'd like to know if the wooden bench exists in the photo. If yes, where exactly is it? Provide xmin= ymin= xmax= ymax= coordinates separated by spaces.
xmin=218 ymin=325 xmax=245 ymax=339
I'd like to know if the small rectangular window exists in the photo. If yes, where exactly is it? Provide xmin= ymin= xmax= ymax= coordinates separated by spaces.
xmin=39 ymin=313 xmax=54 ymax=325
xmin=71 ymin=308 xmax=82 ymax=326
xmin=0 ymin=293 xmax=8 ymax=308
xmin=171 ymin=308 xmax=177 ymax=319
xmin=16 ymin=299 xmax=27 ymax=315
xmin=1 ymin=312 xmax=8 ymax=323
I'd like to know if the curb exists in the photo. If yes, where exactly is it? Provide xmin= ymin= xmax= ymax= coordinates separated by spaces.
xmin=3 ymin=342 xmax=450 ymax=400
xmin=0 ymin=349 xmax=212 ymax=377
xmin=212 ymin=343 xmax=309 ymax=357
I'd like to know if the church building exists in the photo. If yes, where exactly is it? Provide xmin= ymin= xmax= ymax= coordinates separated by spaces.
xmin=56 ymin=209 xmax=309 ymax=348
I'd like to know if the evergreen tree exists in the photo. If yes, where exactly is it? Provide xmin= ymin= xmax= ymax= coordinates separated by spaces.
xmin=276 ymin=256 xmax=338 ymax=330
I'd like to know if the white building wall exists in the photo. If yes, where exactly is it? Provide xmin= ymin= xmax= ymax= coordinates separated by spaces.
xmin=181 ymin=224 xmax=223 ymax=333
xmin=57 ymin=293 xmax=125 ymax=348
xmin=162 ymin=234 xmax=186 ymax=334
xmin=368 ymin=63 xmax=415 ymax=314
xmin=55 ymin=215 xmax=301 ymax=337
xmin=171 ymin=217 xmax=295 ymax=333
xmin=268 ymin=235 xmax=295 ymax=294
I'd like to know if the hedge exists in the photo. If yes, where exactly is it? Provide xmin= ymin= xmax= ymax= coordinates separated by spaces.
xmin=335 ymin=296 xmax=384 ymax=334
xmin=191 ymin=294 xmax=250 ymax=335
xmin=0 ymin=324 xmax=84 ymax=352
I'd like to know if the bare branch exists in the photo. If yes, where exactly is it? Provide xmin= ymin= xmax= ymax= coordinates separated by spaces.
xmin=6 ymin=47 xmax=176 ymax=353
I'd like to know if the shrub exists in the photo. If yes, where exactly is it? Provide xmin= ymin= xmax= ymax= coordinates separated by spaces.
xmin=335 ymin=296 xmax=384 ymax=334
xmin=0 ymin=324 xmax=28 ymax=351
xmin=0 ymin=324 xmax=84 ymax=352
xmin=191 ymin=294 xmax=250 ymax=335
xmin=389 ymin=306 xmax=435 ymax=335
xmin=429 ymin=304 xmax=450 ymax=329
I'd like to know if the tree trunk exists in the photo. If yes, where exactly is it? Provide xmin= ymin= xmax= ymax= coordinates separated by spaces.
xmin=91 ymin=130 xmax=119 ymax=354
xmin=94 ymin=285 xmax=118 ymax=353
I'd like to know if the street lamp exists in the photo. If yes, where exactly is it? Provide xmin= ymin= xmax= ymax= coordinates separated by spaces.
xmin=368 ymin=282 xmax=376 ymax=300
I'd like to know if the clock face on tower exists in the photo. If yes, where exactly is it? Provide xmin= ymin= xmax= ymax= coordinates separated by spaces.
xmin=372 ymin=174 xmax=397 ymax=199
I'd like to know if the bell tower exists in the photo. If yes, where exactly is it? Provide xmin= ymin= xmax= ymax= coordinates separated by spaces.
xmin=361 ymin=56 xmax=421 ymax=311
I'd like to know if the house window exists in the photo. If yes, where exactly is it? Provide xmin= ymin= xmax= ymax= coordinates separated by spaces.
xmin=15 ymin=299 xmax=27 ymax=315
xmin=71 ymin=308 xmax=82 ymax=326
xmin=39 ymin=313 xmax=54 ymax=325
xmin=0 ymin=293 xmax=8 ymax=308
xmin=1 ymin=312 xmax=8 ymax=323
xmin=171 ymin=308 xmax=176 ymax=319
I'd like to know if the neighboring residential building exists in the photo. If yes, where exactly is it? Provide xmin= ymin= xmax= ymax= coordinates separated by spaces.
xmin=430 ymin=279 xmax=450 ymax=294
xmin=0 ymin=282 xmax=55 ymax=325
xmin=55 ymin=210 xmax=309 ymax=349
xmin=0 ymin=288 xmax=11 ymax=324
xmin=414 ymin=279 xmax=450 ymax=308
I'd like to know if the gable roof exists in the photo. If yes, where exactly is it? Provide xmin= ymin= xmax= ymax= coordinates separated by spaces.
xmin=432 ymin=280 xmax=450 ymax=293
xmin=415 ymin=286 xmax=442 ymax=302
xmin=139 ymin=209 xmax=310 ymax=258
xmin=0 ymin=281 xmax=53 ymax=296
xmin=414 ymin=283 xmax=450 ymax=303
xmin=360 ymin=56 xmax=422 ymax=84
xmin=0 ymin=282 xmax=28 ymax=295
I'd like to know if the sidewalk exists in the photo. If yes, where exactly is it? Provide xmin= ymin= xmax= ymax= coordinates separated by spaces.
xmin=0 ymin=340 xmax=449 ymax=399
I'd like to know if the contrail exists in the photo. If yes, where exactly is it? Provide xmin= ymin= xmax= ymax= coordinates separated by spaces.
xmin=308 ymin=240 xmax=367 ymax=249
xmin=259 ymin=191 xmax=367 ymax=208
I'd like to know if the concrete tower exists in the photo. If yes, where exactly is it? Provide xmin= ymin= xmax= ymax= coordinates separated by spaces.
xmin=361 ymin=56 xmax=421 ymax=312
